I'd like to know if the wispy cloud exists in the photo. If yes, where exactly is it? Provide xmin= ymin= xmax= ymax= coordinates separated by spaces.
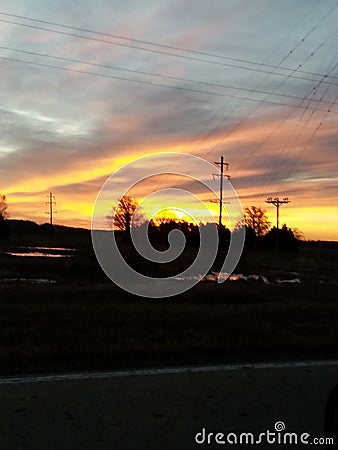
xmin=0 ymin=0 xmax=337 ymax=239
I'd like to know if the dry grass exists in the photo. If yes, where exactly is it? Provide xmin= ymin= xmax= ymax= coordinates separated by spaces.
xmin=0 ymin=235 xmax=337 ymax=375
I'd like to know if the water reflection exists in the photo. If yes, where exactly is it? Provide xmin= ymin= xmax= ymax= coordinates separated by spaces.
xmin=174 ymin=272 xmax=301 ymax=284
xmin=4 ymin=246 xmax=76 ymax=258
xmin=276 ymin=278 xmax=301 ymax=284
xmin=6 ymin=252 xmax=74 ymax=258
xmin=0 ymin=278 xmax=57 ymax=284
xmin=201 ymin=272 xmax=269 ymax=283
xmin=19 ymin=246 xmax=77 ymax=251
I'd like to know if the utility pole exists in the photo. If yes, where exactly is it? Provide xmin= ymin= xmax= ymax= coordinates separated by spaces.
xmin=211 ymin=156 xmax=230 ymax=228
xmin=45 ymin=193 xmax=56 ymax=238
xmin=265 ymin=197 xmax=290 ymax=253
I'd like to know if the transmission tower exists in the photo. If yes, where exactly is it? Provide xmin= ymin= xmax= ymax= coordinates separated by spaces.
xmin=265 ymin=197 xmax=290 ymax=253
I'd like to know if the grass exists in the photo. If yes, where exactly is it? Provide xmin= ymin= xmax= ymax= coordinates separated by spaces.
xmin=0 ymin=233 xmax=337 ymax=375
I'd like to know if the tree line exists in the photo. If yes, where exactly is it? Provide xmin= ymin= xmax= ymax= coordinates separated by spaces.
xmin=110 ymin=196 xmax=302 ymax=251
xmin=0 ymin=193 xmax=301 ymax=250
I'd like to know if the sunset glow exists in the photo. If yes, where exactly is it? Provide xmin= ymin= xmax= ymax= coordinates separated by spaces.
xmin=0 ymin=1 xmax=337 ymax=240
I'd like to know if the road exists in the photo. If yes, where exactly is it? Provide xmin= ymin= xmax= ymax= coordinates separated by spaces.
xmin=0 ymin=361 xmax=337 ymax=450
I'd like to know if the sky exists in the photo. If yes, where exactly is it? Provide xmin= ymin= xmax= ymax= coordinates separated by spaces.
xmin=0 ymin=0 xmax=337 ymax=240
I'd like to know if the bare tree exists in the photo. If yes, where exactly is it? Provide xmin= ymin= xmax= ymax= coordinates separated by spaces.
xmin=108 ymin=196 xmax=144 ymax=232
xmin=0 ymin=195 xmax=8 ymax=220
xmin=244 ymin=206 xmax=270 ymax=237
xmin=0 ymin=195 xmax=9 ymax=240
xmin=291 ymin=227 xmax=304 ymax=240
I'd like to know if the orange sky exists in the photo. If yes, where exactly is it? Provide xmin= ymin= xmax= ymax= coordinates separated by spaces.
xmin=1 ymin=1 xmax=337 ymax=241
xmin=5 ymin=119 xmax=338 ymax=241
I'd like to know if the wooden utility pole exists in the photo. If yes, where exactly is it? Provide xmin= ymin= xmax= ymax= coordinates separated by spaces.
xmin=212 ymin=156 xmax=230 ymax=228
xmin=265 ymin=197 xmax=290 ymax=253
xmin=45 ymin=192 xmax=56 ymax=238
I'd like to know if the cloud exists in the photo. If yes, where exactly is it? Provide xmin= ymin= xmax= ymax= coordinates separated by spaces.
xmin=1 ymin=0 xmax=337 ymax=239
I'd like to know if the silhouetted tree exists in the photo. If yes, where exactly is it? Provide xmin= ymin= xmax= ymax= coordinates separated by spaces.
xmin=0 ymin=195 xmax=8 ymax=220
xmin=155 ymin=218 xmax=200 ymax=247
xmin=244 ymin=206 xmax=271 ymax=237
xmin=263 ymin=224 xmax=300 ymax=250
xmin=234 ymin=224 xmax=255 ymax=249
xmin=218 ymin=224 xmax=231 ymax=248
xmin=0 ymin=194 xmax=9 ymax=240
xmin=291 ymin=227 xmax=304 ymax=241
xmin=107 ymin=196 xmax=144 ymax=234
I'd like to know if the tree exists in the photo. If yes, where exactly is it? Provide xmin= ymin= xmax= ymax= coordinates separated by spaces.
xmin=291 ymin=227 xmax=304 ymax=241
xmin=263 ymin=224 xmax=300 ymax=250
xmin=0 ymin=195 xmax=9 ymax=240
xmin=156 ymin=218 xmax=200 ymax=247
xmin=108 ymin=196 xmax=144 ymax=232
xmin=0 ymin=194 xmax=8 ymax=220
xmin=244 ymin=206 xmax=271 ymax=237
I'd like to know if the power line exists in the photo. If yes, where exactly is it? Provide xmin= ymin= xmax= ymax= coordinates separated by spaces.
xmin=146 ymin=41 xmax=337 ymax=215
xmin=182 ymin=48 xmax=337 ymax=196
xmin=236 ymin=14 xmax=338 ymax=200
xmin=1 ymin=7 xmax=336 ymax=220
xmin=1 ymin=46 xmax=337 ymax=107
xmin=174 ymin=4 xmax=338 ymax=169
xmin=227 ymin=34 xmax=338 ymax=202
xmin=1 ymin=55 xmax=337 ymax=115
xmin=272 ymin=71 xmax=338 ymax=197
xmin=277 ymin=96 xmax=337 ymax=196
xmin=1 ymin=10 xmax=337 ymax=82
xmin=276 ymin=2 xmax=337 ymax=66
xmin=257 ymin=57 xmax=338 ymax=201
xmin=280 ymin=57 xmax=338 ymax=170
xmin=1 ymin=17 xmax=338 ymax=87
xmin=1 ymin=13 xmax=334 ymax=214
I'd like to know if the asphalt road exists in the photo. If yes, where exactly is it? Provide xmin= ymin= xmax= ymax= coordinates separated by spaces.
xmin=0 ymin=361 xmax=337 ymax=450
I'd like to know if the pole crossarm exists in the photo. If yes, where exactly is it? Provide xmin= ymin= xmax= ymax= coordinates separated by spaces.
xmin=209 ymin=199 xmax=230 ymax=204
xmin=265 ymin=197 xmax=290 ymax=207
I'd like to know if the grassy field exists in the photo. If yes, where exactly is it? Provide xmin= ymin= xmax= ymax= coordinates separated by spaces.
xmin=0 ymin=231 xmax=337 ymax=375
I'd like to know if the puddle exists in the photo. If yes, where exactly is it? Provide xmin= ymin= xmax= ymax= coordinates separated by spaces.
xmin=19 ymin=247 xmax=77 ymax=251
xmin=210 ymin=272 xmax=269 ymax=284
xmin=0 ymin=278 xmax=57 ymax=284
xmin=174 ymin=272 xmax=301 ymax=284
xmin=171 ymin=275 xmax=202 ymax=281
xmin=276 ymin=278 xmax=301 ymax=284
xmin=2 ymin=246 xmax=77 ymax=258
xmin=6 ymin=252 xmax=74 ymax=258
